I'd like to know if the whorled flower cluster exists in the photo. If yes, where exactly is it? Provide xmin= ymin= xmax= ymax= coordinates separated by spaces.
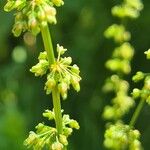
xmin=131 ymin=50 xmax=150 ymax=104
xmin=30 ymin=44 xmax=81 ymax=99
xmin=4 ymin=0 xmax=64 ymax=36
xmin=103 ymin=75 xmax=134 ymax=120
xmin=112 ymin=0 xmax=143 ymax=19
xmin=105 ymin=42 xmax=134 ymax=74
xmin=24 ymin=109 xmax=79 ymax=150
xmin=132 ymin=73 xmax=150 ymax=105
xmin=104 ymin=24 xmax=131 ymax=43
xmin=104 ymin=122 xmax=142 ymax=150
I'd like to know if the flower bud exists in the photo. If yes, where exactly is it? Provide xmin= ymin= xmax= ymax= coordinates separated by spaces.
xmin=126 ymin=0 xmax=143 ymax=11
xmin=4 ymin=1 xmax=15 ymax=12
xmin=71 ymin=64 xmax=80 ymax=74
xmin=52 ymin=0 xmax=64 ymax=7
xmin=24 ymin=131 xmax=37 ymax=146
xmin=113 ymin=43 xmax=134 ymax=60
xmin=145 ymin=76 xmax=150 ymax=89
xmin=141 ymin=89 xmax=149 ymax=99
xmin=44 ymin=5 xmax=57 ymax=24
xmin=38 ymin=51 xmax=48 ymax=60
xmin=51 ymin=141 xmax=63 ymax=150
xmin=12 ymin=22 xmax=24 ymax=37
xmin=28 ymin=15 xmax=40 ymax=35
xmin=121 ymin=60 xmax=131 ymax=74
xmin=43 ymin=110 xmax=54 ymax=120
xmin=104 ymin=24 xmax=131 ymax=43
xmin=30 ymin=60 xmax=49 ymax=76
xmin=45 ymin=77 xmax=56 ymax=94
xmin=28 ymin=15 xmax=37 ymax=28
xmin=103 ymin=106 xmax=115 ymax=120
xmin=112 ymin=5 xmax=139 ymax=19
xmin=132 ymin=130 xmax=140 ymax=138
xmin=37 ymin=9 xmax=46 ymax=21
xmin=62 ymin=57 xmax=72 ymax=65
xmin=35 ymin=123 xmax=44 ymax=132
xmin=132 ymin=71 xmax=144 ymax=82
xmin=146 ymin=95 xmax=150 ymax=105
xmin=144 ymin=49 xmax=150 ymax=59
xmin=63 ymin=128 xmax=73 ymax=136
xmin=132 ymin=88 xmax=141 ymax=99
xmin=105 ymin=59 xmax=121 ymax=72
xmin=71 ymin=76 xmax=80 ymax=92
xmin=69 ymin=120 xmax=80 ymax=129
xmin=57 ymin=44 xmax=67 ymax=55
xmin=15 ymin=12 xmax=24 ymax=21
xmin=59 ymin=135 xmax=68 ymax=146
xmin=14 ymin=0 xmax=24 ymax=9
xmin=58 ymin=82 xmax=68 ymax=100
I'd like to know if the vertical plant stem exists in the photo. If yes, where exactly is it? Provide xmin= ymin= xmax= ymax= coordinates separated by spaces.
xmin=41 ymin=25 xmax=63 ymax=135
xmin=52 ymin=87 xmax=63 ymax=134
xmin=41 ymin=25 xmax=55 ymax=65
xmin=129 ymin=98 xmax=145 ymax=127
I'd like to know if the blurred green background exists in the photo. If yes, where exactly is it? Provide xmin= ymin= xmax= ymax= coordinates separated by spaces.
xmin=1 ymin=0 xmax=150 ymax=149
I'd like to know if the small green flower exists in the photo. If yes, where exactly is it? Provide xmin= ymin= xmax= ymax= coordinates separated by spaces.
xmin=52 ymin=0 xmax=64 ymax=7
xmin=132 ymin=88 xmax=141 ymax=99
xmin=144 ymin=49 xmax=150 ymax=59
xmin=51 ymin=141 xmax=63 ymax=150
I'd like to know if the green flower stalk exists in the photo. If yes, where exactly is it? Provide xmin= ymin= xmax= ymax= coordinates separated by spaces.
xmin=103 ymin=0 xmax=143 ymax=121
xmin=4 ymin=0 xmax=81 ymax=149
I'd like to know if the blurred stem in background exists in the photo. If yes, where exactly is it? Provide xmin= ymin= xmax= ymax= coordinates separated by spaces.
xmin=129 ymin=98 xmax=145 ymax=127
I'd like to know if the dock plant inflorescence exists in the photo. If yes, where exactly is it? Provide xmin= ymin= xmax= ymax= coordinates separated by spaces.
xmin=4 ymin=0 xmax=81 ymax=149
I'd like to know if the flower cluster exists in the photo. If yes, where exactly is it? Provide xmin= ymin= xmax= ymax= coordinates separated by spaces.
xmin=4 ymin=0 xmax=64 ymax=36
xmin=112 ymin=0 xmax=143 ymax=19
xmin=144 ymin=49 xmax=150 ymax=59
xmin=30 ymin=44 xmax=81 ymax=99
xmin=24 ymin=109 xmax=79 ymax=150
xmin=132 ymin=73 xmax=150 ymax=105
xmin=104 ymin=122 xmax=142 ymax=150
xmin=103 ymin=75 xmax=134 ymax=120
xmin=104 ymin=24 xmax=131 ymax=43
xmin=105 ymin=43 xmax=134 ymax=74
xmin=131 ymin=50 xmax=150 ymax=104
